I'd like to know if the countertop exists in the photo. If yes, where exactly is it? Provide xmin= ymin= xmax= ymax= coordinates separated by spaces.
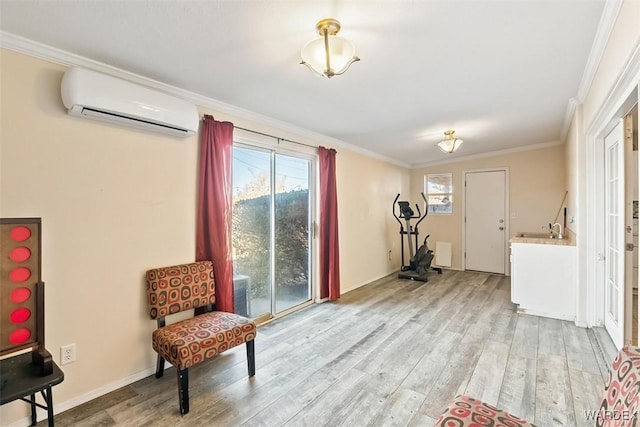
xmin=510 ymin=230 xmax=576 ymax=246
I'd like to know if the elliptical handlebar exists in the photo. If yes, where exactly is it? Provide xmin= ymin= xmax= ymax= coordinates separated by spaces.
xmin=413 ymin=203 xmax=421 ymax=219
xmin=392 ymin=194 xmax=403 ymax=228
xmin=414 ymin=193 xmax=428 ymax=227
xmin=393 ymin=193 xmax=429 ymax=222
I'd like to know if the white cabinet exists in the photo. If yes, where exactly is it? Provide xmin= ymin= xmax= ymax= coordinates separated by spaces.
xmin=510 ymin=242 xmax=576 ymax=321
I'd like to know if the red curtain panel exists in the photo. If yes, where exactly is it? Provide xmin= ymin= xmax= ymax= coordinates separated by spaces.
xmin=318 ymin=146 xmax=341 ymax=301
xmin=196 ymin=115 xmax=235 ymax=313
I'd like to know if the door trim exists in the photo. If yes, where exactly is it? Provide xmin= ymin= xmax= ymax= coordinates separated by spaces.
xmin=462 ymin=167 xmax=510 ymax=275
xmin=623 ymin=113 xmax=635 ymax=346
xmin=582 ymin=41 xmax=640 ymax=329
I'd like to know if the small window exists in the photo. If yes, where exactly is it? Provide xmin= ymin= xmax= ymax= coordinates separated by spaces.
xmin=425 ymin=173 xmax=453 ymax=214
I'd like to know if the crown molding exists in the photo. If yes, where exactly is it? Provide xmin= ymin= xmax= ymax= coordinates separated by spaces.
xmin=412 ymin=140 xmax=563 ymax=169
xmin=560 ymin=0 xmax=623 ymax=141
xmin=576 ymin=0 xmax=624 ymax=103
xmin=560 ymin=0 xmax=623 ymax=142
xmin=0 ymin=31 xmax=409 ymax=169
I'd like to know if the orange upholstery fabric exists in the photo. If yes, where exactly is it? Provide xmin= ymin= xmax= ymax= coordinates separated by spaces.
xmin=152 ymin=311 xmax=257 ymax=371
xmin=597 ymin=345 xmax=640 ymax=427
xmin=146 ymin=261 xmax=215 ymax=319
xmin=432 ymin=395 xmax=535 ymax=426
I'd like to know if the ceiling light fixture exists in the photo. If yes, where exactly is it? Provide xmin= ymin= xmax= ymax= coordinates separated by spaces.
xmin=300 ymin=18 xmax=360 ymax=78
xmin=437 ymin=130 xmax=464 ymax=154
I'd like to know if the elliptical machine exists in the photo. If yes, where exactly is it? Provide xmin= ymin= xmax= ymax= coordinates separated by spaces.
xmin=393 ymin=193 xmax=442 ymax=282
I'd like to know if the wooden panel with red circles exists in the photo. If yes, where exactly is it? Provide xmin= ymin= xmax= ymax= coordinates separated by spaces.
xmin=0 ymin=218 xmax=41 ymax=356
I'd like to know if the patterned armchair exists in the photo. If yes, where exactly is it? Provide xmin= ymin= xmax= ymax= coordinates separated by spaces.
xmin=596 ymin=345 xmax=640 ymax=427
xmin=431 ymin=395 xmax=535 ymax=426
xmin=432 ymin=345 xmax=640 ymax=427
xmin=145 ymin=261 xmax=257 ymax=415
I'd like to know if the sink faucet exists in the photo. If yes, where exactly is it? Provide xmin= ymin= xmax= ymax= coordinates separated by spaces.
xmin=551 ymin=222 xmax=563 ymax=239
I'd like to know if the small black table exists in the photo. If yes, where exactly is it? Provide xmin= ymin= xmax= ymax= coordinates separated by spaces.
xmin=0 ymin=351 xmax=64 ymax=426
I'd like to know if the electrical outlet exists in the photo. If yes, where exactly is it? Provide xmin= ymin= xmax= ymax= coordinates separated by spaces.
xmin=60 ymin=343 xmax=76 ymax=365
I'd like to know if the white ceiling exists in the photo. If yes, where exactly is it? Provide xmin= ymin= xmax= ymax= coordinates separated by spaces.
xmin=0 ymin=0 xmax=609 ymax=167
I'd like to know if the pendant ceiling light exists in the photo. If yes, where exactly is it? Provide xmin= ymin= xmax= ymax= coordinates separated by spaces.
xmin=300 ymin=18 xmax=360 ymax=78
xmin=437 ymin=130 xmax=464 ymax=154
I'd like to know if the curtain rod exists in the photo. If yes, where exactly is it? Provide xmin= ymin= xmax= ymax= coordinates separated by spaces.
xmin=233 ymin=125 xmax=318 ymax=150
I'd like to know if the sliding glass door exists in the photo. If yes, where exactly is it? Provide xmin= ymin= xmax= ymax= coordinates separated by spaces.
xmin=232 ymin=145 xmax=313 ymax=319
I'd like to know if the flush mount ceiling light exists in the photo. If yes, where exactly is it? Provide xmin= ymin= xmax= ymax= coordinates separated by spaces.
xmin=300 ymin=18 xmax=360 ymax=78
xmin=437 ymin=130 xmax=464 ymax=154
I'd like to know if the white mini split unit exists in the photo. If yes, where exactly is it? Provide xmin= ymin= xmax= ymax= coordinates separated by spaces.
xmin=61 ymin=67 xmax=199 ymax=138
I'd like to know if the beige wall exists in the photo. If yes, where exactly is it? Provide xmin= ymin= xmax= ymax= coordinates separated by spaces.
xmin=410 ymin=145 xmax=566 ymax=271
xmin=0 ymin=49 xmax=409 ymax=424
xmin=582 ymin=1 xmax=640 ymax=129
xmin=336 ymin=150 xmax=410 ymax=293
xmin=564 ymin=0 xmax=639 ymax=326
xmin=565 ymin=0 xmax=640 ymax=237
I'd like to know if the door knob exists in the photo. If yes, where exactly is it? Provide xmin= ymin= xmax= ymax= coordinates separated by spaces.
xmin=499 ymin=226 xmax=504 ymax=230
xmin=627 ymin=226 xmax=632 ymax=233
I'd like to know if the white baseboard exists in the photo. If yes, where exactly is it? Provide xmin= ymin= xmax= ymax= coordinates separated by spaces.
xmin=8 ymin=365 xmax=158 ymax=427
xmin=574 ymin=319 xmax=589 ymax=328
xmin=434 ymin=265 xmax=463 ymax=271
xmin=516 ymin=307 xmax=575 ymax=322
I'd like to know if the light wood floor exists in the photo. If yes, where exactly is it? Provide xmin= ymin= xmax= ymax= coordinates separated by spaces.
xmin=43 ymin=270 xmax=614 ymax=427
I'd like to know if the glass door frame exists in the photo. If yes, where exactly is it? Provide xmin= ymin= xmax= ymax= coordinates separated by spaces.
xmin=232 ymin=138 xmax=318 ymax=322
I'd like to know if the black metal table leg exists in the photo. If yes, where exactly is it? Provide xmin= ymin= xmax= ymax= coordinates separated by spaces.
xmin=44 ymin=386 xmax=54 ymax=427
xmin=30 ymin=393 xmax=37 ymax=426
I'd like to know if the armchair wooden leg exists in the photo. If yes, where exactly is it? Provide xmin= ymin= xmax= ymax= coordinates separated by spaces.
xmin=177 ymin=368 xmax=189 ymax=415
xmin=246 ymin=339 xmax=255 ymax=377
xmin=155 ymin=355 xmax=165 ymax=378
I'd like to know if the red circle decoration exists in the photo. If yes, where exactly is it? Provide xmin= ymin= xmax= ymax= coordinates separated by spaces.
xmin=9 ymin=226 xmax=31 ymax=242
xmin=9 ymin=328 xmax=31 ymax=344
xmin=9 ymin=247 xmax=31 ymax=263
xmin=9 ymin=267 xmax=31 ymax=283
xmin=10 ymin=307 xmax=31 ymax=323
xmin=10 ymin=287 xmax=31 ymax=303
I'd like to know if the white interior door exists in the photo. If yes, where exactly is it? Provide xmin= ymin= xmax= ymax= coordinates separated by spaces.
xmin=604 ymin=120 xmax=625 ymax=349
xmin=465 ymin=170 xmax=507 ymax=274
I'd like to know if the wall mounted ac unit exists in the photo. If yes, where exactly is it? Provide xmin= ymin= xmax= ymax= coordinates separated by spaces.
xmin=61 ymin=67 xmax=199 ymax=138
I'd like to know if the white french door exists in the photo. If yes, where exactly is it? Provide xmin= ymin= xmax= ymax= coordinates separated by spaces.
xmin=604 ymin=119 xmax=625 ymax=349
xmin=464 ymin=170 xmax=507 ymax=274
